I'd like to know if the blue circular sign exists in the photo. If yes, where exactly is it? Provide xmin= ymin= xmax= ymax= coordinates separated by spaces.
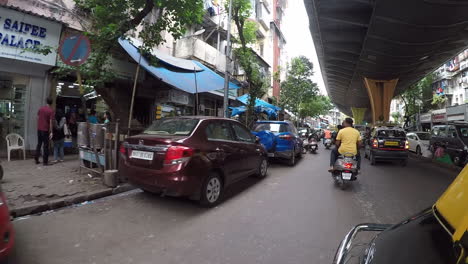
xmin=59 ymin=35 xmax=91 ymax=66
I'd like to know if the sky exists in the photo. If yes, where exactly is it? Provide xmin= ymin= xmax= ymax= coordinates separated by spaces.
xmin=282 ymin=0 xmax=327 ymax=95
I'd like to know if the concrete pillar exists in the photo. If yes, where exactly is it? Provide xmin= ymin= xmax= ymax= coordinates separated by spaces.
xmin=363 ymin=78 xmax=398 ymax=124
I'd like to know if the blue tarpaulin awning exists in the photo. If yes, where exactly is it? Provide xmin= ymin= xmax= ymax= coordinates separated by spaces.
xmin=237 ymin=94 xmax=281 ymax=111
xmin=118 ymin=38 xmax=240 ymax=94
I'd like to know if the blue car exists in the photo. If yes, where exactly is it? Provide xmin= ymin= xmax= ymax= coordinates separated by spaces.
xmin=252 ymin=121 xmax=303 ymax=166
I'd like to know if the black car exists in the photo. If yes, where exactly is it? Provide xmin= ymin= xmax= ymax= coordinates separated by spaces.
xmin=430 ymin=123 xmax=468 ymax=166
xmin=364 ymin=126 xmax=409 ymax=165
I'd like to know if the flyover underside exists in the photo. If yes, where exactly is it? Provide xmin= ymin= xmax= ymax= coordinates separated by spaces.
xmin=305 ymin=0 xmax=468 ymax=120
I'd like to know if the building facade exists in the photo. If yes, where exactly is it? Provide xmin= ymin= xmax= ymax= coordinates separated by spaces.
xmin=0 ymin=4 xmax=62 ymax=152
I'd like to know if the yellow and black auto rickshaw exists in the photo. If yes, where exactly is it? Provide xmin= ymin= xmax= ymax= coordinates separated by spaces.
xmin=333 ymin=165 xmax=468 ymax=264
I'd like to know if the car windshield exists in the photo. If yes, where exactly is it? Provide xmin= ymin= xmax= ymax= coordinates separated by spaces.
xmin=377 ymin=130 xmax=406 ymax=138
xmin=253 ymin=123 xmax=290 ymax=133
xmin=143 ymin=119 xmax=199 ymax=136
xmin=416 ymin=133 xmax=431 ymax=140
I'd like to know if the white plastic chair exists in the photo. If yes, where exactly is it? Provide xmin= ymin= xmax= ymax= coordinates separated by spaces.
xmin=6 ymin=133 xmax=26 ymax=161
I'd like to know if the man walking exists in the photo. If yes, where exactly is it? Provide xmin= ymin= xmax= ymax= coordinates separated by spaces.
xmin=35 ymin=97 xmax=54 ymax=165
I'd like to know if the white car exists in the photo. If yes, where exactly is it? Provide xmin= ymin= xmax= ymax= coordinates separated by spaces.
xmin=406 ymin=132 xmax=431 ymax=156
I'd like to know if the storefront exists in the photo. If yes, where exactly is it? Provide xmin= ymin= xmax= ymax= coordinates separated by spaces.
xmin=446 ymin=104 xmax=467 ymax=122
xmin=432 ymin=109 xmax=447 ymax=124
xmin=0 ymin=6 xmax=62 ymax=153
xmin=419 ymin=112 xmax=432 ymax=131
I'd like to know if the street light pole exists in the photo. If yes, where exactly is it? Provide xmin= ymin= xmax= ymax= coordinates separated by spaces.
xmin=223 ymin=0 xmax=233 ymax=118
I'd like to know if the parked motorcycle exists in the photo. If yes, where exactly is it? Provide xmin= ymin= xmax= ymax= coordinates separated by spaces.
xmin=331 ymin=153 xmax=358 ymax=190
xmin=324 ymin=138 xmax=332 ymax=149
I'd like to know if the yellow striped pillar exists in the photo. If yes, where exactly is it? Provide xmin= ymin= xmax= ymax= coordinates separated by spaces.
xmin=363 ymin=78 xmax=398 ymax=124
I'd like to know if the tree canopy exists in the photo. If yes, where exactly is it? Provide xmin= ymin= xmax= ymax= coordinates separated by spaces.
xmin=280 ymin=56 xmax=319 ymax=116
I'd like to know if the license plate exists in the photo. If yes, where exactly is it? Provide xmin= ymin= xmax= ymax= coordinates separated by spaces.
xmin=342 ymin=172 xmax=352 ymax=180
xmin=384 ymin=141 xmax=399 ymax=146
xmin=268 ymin=153 xmax=275 ymax=157
xmin=130 ymin=150 xmax=154 ymax=160
xmin=311 ymin=146 xmax=317 ymax=149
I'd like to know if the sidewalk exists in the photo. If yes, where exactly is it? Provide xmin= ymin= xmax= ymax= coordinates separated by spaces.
xmin=1 ymin=155 xmax=133 ymax=217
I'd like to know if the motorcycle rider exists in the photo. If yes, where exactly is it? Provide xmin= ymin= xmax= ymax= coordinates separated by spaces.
xmin=323 ymin=128 xmax=332 ymax=145
xmin=328 ymin=118 xmax=361 ymax=173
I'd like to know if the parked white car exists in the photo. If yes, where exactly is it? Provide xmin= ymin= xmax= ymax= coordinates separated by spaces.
xmin=407 ymin=132 xmax=431 ymax=156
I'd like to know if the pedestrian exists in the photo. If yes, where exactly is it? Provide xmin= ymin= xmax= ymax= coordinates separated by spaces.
xmin=52 ymin=109 xmax=66 ymax=163
xmin=103 ymin=111 xmax=112 ymax=124
xmin=88 ymin=109 xmax=98 ymax=124
xmin=35 ymin=97 xmax=54 ymax=165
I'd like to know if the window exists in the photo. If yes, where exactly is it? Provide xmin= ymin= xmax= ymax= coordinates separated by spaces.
xmin=144 ymin=118 xmax=199 ymax=136
xmin=206 ymin=122 xmax=234 ymax=141
xmin=231 ymin=123 xmax=254 ymax=143
xmin=448 ymin=126 xmax=457 ymax=138
xmin=416 ymin=133 xmax=431 ymax=140
xmin=260 ymin=43 xmax=264 ymax=57
xmin=459 ymin=127 xmax=468 ymax=138
xmin=407 ymin=134 xmax=414 ymax=140
xmin=377 ymin=130 xmax=406 ymax=138
xmin=253 ymin=123 xmax=289 ymax=133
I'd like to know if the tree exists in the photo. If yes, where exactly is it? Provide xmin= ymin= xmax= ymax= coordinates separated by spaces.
xmin=280 ymin=56 xmax=319 ymax=116
xmin=399 ymin=73 xmax=434 ymax=118
xmin=391 ymin=111 xmax=402 ymax=123
xmin=299 ymin=95 xmax=333 ymax=119
xmin=230 ymin=0 xmax=268 ymax=127
xmin=55 ymin=0 xmax=204 ymax=123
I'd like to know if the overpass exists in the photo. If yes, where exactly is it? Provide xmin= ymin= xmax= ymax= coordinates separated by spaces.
xmin=304 ymin=0 xmax=468 ymax=123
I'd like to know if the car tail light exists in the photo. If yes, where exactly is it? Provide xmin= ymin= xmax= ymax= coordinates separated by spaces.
xmin=164 ymin=146 xmax=194 ymax=165
xmin=279 ymin=134 xmax=293 ymax=140
xmin=344 ymin=163 xmax=353 ymax=169
xmin=372 ymin=139 xmax=378 ymax=148
xmin=405 ymin=140 xmax=409 ymax=150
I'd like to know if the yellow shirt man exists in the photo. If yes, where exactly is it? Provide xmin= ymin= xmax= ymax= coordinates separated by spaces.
xmin=336 ymin=127 xmax=361 ymax=155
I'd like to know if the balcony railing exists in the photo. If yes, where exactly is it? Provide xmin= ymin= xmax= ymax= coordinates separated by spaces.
xmin=174 ymin=38 xmax=227 ymax=73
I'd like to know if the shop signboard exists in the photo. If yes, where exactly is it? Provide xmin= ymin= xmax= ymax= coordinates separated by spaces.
xmin=432 ymin=109 xmax=447 ymax=123
xmin=420 ymin=113 xmax=432 ymax=123
xmin=0 ymin=6 xmax=61 ymax=66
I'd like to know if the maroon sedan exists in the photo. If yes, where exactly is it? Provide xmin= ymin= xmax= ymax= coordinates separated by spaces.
xmin=119 ymin=116 xmax=268 ymax=207
xmin=0 ymin=184 xmax=14 ymax=261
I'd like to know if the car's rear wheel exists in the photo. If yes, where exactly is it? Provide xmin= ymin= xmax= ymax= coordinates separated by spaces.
xmin=200 ymin=172 xmax=223 ymax=207
xmin=416 ymin=146 xmax=422 ymax=156
xmin=255 ymin=157 xmax=268 ymax=178
xmin=288 ymin=148 xmax=296 ymax=166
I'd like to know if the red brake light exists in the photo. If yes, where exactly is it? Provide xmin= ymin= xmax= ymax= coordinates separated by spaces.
xmin=279 ymin=134 xmax=293 ymax=140
xmin=344 ymin=163 xmax=353 ymax=169
xmin=372 ymin=139 xmax=378 ymax=148
xmin=164 ymin=146 xmax=194 ymax=165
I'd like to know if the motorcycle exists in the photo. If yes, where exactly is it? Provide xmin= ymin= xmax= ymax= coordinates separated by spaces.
xmin=331 ymin=153 xmax=358 ymax=190
xmin=324 ymin=138 xmax=332 ymax=149
xmin=308 ymin=138 xmax=318 ymax=154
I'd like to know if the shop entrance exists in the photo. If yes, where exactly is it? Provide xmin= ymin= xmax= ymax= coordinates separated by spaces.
xmin=0 ymin=72 xmax=28 ymax=156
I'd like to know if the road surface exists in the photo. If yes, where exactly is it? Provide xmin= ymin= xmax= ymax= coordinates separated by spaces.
xmin=9 ymin=149 xmax=458 ymax=264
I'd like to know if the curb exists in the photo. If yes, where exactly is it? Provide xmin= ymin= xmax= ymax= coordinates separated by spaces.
xmin=409 ymin=153 xmax=462 ymax=172
xmin=10 ymin=183 xmax=136 ymax=218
